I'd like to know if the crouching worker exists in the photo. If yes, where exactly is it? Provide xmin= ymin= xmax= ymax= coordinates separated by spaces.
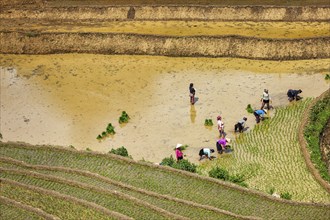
xmin=216 ymin=138 xmax=231 ymax=154
xmin=287 ymin=89 xmax=302 ymax=101
xmin=199 ymin=148 xmax=215 ymax=161
xmin=235 ymin=117 xmax=247 ymax=133
xmin=254 ymin=109 xmax=267 ymax=124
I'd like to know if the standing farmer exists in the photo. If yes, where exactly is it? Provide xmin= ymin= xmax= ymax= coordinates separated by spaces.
xmin=217 ymin=115 xmax=225 ymax=138
xmin=260 ymin=89 xmax=271 ymax=110
xmin=189 ymin=83 xmax=196 ymax=105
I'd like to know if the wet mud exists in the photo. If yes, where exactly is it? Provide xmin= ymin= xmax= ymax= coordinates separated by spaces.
xmin=1 ymin=54 xmax=329 ymax=163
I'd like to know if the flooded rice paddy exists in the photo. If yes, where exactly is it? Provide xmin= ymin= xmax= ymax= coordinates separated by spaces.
xmin=0 ymin=54 xmax=329 ymax=163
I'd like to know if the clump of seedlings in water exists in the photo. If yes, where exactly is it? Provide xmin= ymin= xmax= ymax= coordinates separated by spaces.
xmin=96 ymin=123 xmax=116 ymax=141
xmin=204 ymin=119 xmax=213 ymax=126
xmin=246 ymin=104 xmax=254 ymax=113
xmin=325 ymin=74 xmax=330 ymax=80
xmin=119 ymin=111 xmax=130 ymax=124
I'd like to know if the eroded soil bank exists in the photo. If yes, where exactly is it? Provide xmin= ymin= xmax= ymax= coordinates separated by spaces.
xmin=1 ymin=54 xmax=329 ymax=163
xmin=1 ymin=32 xmax=329 ymax=60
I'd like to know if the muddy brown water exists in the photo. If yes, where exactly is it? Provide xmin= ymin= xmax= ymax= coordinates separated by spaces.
xmin=0 ymin=54 xmax=329 ymax=163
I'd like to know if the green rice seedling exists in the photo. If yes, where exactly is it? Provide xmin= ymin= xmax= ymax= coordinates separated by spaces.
xmin=246 ymin=104 xmax=254 ymax=114
xmin=0 ymin=133 xmax=2 ymax=140
xmin=119 ymin=111 xmax=130 ymax=124
xmin=160 ymin=155 xmax=175 ymax=167
xmin=209 ymin=167 xmax=229 ymax=181
xmin=108 ymin=146 xmax=129 ymax=157
xmin=86 ymin=148 xmax=92 ymax=151
xmin=106 ymin=123 xmax=115 ymax=135
xmin=204 ymin=119 xmax=213 ymax=126
xmin=325 ymin=74 xmax=330 ymax=80
xmin=96 ymin=135 xmax=102 ymax=140
xmin=280 ymin=192 xmax=292 ymax=200
xmin=69 ymin=145 xmax=76 ymax=150
xmin=172 ymin=159 xmax=197 ymax=173
xmin=268 ymin=187 xmax=276 ymax=195
xmin=172 ymin=144 xmax=189 ymax=151
xmin=160 ymin=156 xmax=197 ymax=173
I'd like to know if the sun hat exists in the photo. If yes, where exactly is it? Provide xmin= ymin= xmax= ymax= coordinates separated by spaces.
xmin=176 ymin=143 xmax=183 ymax=149
xmin=225 ymin=138 xmax=231 ymax=143
xmin=263 ymin=109 xmax=268 ymax=114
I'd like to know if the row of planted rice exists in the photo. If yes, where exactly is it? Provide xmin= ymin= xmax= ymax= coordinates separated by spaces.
xmin=204 ymin=99 xmax=330 ymax=202
xmin=1 ymin=142 xmax=330 ymax=219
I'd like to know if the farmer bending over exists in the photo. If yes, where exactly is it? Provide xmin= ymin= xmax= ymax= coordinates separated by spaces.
xmin=235 ymin=117 xmax=247 ymax=133
xmin=254 ymin=109 xmax=267 ymax=124
xmin=199 ymin=148 xmax=215 ymax=161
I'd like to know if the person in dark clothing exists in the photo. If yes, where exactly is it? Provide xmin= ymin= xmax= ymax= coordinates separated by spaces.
xmin=235 ymin=117 xmax=247 ymax=132
xmin=287 ymin=89 xmax=302 ymax=101
xmin=189 ymin=83 xmax=196 ymax=105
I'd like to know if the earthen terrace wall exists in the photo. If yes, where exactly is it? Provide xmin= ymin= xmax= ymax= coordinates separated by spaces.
xmin=1 ymin=32 xmax=329 ymax=60
xmin=0 ymin=6 xmax=330 ymax=21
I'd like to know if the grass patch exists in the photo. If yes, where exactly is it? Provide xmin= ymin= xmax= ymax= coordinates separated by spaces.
xmin=304 ymin=93 xmax=330 ymax=182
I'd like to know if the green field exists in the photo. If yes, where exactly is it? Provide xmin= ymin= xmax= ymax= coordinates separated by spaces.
xmin=1 ymin=139 xmax=330 ymax=219
xmin=200 ymin=99 xmax=330 ymax=202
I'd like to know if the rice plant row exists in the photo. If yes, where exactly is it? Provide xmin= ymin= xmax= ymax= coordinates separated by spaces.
xmin=1 ymin=180 xmax=116 ymax=220
xmin=1 ymin=143 xmax=330 ymax=219
xmin=0 ymin=156 xmax=254 ymax=220
xmin=216 ymin=99 xmax=330 ymax=202
xmin=0 ymin=169 xmax=179 ymax=220
xmin=0 ymin=197 xmax=48 ymax=220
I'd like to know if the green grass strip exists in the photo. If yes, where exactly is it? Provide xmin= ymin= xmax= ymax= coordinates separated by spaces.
xmin=0 ymin=168 xmax=187 ymax=220
xmin=1 ymin=178 xmax=128 ymax=220
xmin=0 ymin=157 xmax=257 ymax=220
xmin=1 ymin=142 xmax=330 ymax=220
xmin=0 ymin=198 xmax=45 ymax=220
xmin=304 ymin=92 xmax=330 ymax=183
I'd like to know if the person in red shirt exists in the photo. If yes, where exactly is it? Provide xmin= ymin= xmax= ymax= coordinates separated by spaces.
xmin=175 ymin=143 xmax=184 ymax=161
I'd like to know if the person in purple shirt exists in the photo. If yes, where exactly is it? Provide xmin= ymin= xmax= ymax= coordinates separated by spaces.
xmin=175 ymin=144 xmax=184 ymax=161
xmin=254 ymin=109 xmax=267 ymax=124
xmin=216 ymin=138 xmax=231 ymax=154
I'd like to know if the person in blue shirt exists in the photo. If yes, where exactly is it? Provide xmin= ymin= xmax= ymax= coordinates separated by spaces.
xmin=254 ymin=109 xmax=267 ymax=123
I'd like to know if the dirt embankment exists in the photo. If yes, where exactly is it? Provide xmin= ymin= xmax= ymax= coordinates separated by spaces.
xmin=1 ymin=5 xmax=330 ymax=21
xmin=321 ymin=119 xmax=330 ymax=175
xmin=1 ymin=32 xmax=329 ymax=60
xmin=1 ymin=4 xmax=329 ymax=59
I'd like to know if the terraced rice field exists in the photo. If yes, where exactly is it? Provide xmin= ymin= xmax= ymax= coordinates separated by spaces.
xmin=200 ymin=99 xmax=330 ymax=202
xmin=1 ymin=21 xmax=329 ymax=39
xmin=1 ymin=142 xmax=330 ymax=219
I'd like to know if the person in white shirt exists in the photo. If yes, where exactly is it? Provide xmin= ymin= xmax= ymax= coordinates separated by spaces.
xmin=199 ymin=148 xmax=215 ymax=161
xmin=217 ymin=115 xmax=225 ymax=138
xmin=235 ymin=117 xmax=247 ymax=133
xmin=260 ymin=89 xmax=271 ymax=110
